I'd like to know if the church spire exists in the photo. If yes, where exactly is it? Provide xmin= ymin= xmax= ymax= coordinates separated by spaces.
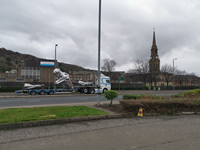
xmin=149 ymin=28 xmax=160 ymax=72
xmin=152 ymin=28 xmax=156 ymax=47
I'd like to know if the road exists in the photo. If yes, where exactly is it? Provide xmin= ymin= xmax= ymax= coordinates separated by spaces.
xmin=1 ymin=115 xmax=200 ymax=150
xmin=0 ymin=90 xmax=190 ymax=109
xmin=0 ymin=95 xmax=123 ymax=108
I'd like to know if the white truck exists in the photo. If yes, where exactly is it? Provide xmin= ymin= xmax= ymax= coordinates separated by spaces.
xmin=15 ymin=68 xmax=111 ymax=95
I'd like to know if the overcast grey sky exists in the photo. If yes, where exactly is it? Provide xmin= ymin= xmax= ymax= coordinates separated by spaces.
xmin=0 ymin=0 xmax=200 ymax=75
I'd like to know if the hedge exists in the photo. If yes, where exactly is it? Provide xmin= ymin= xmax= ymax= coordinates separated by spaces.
xmin=0 ymin=87 xmax=22 ymax=92
xmin=123 ymin=94 xmax=163 ymax=100
xmin=171 ymin=89 xmax=200 ymax=98
xmin=119 ymin=99 xmax=200 ymax=114
xmin=111 ymin=87 xmax=144 ymax=90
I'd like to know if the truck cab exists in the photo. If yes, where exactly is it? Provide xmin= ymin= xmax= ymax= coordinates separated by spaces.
xmin=95 ymin=74 xmax=111 ymax=93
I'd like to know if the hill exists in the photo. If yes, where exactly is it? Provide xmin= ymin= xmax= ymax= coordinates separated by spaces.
xmin=0 ymin=48 xmax=94 ymax=73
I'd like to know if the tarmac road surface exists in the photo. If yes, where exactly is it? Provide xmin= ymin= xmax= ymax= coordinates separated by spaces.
xmin=0 ymin=115 xmax=200 ymax=150
xmin=0 ymin=95 xmax=123 ymax=109
xmin=0 ymin=90 xmax=190 ymax=109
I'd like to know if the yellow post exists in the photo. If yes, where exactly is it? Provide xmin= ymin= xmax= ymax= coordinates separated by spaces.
xmin=137 ymin=108 xmax=143 ymax=118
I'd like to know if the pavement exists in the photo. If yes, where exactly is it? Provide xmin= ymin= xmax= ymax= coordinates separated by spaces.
xmin=2 ymin=115 xmax=200 ymax=150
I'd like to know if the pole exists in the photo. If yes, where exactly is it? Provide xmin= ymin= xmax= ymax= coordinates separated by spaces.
xmin=173 ymin=59 xmax=174 ymax=90
xmin=123 ymin=76 xmax=124 ymax=92
xmin=49 ymin=74 xmax=50 ymax=89
xmin=119 ymin=79 xmax=120 ymax=90
xmin=97 ymin=0 xmax=101 ymax=106
xmin=173 ymin=60 xmax=174 ymax=88
xmin=54 ymin=44 xmax=58 ymax=90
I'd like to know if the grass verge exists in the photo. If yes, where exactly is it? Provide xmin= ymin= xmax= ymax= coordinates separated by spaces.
xmin=0 ymin=106 xmax=109 ymax=124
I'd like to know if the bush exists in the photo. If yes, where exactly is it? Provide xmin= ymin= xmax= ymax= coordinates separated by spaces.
xmin=171 ymin=89 xmax=200 ymax=98
xmin=0 ymin=87 xmax=22 ymax=92
xmin=111 ymin=87 xmax=144 ymax=90
xmin=6 ymin=57 xmax=11 ymax=62
xmin=192 ymin=89 xmax=200 ymax=95
xmin=119 ymin=98 xmax=200 ymax=114
xmin=123 ymin=94 xmax=163 ymax=100
xmin=183 ymin=90 xmax=198 ymax=98
xmin=123 ymin=94 xmax=141 ymax=100
xmin=171 ymin=92 xmax=184 ymax=98
xmin=104 ymin=90 xmax=118 ymax=106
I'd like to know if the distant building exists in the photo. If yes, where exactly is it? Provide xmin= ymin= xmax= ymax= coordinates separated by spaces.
xmin=21 ymin=59 xmax=56 ymax=82
xmin=149 ymin=30 xmax=160 ymax=72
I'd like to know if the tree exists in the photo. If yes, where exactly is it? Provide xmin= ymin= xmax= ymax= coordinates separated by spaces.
xmin=101 ymin=58 xmax=116 ymax=77
xmin=187 ymin=72 xmax=198 ymax=86
xmin=160 ymin=64 xmax=175 ymax=86
xmin=175 ymin=70 xmax=188 ymax=86
xmin=104 ymin=90 xmax=118 ymax=106
xmin=132 ymin=59 xmax=150 ymax=86
xmin=6 ymin=57 xmax=11 ymax=61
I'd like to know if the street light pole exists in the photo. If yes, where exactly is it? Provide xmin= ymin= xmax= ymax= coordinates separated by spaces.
xmin=54 ymin=44 xmax=58 ymax=90
xmin=55 ymin=44 xmax=58 ymax=68
xmin=173 ymin=58 xmax=177 ymax=90
xmin=97 ymin=0 xmax=101 ymax=106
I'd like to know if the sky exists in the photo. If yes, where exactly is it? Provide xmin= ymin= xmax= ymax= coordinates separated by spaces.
xmin=0 ymin=0 xmax=200 ymax=76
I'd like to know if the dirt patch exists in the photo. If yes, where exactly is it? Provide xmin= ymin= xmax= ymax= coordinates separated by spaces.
xmin=95 ymin=104 xmax=129 ymax=114
xmin=40 ymin=114 xmax=56 ymax=118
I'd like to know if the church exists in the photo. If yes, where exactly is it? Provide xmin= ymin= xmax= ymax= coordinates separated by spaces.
xmin=125 ymin=30 xmax=173 ymax=87
xmin=149 ymin=29 xmax=160 ymax=73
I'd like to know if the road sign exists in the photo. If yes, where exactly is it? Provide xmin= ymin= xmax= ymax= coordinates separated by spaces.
xmin=119 ymin=77 xmax=124 ymax=82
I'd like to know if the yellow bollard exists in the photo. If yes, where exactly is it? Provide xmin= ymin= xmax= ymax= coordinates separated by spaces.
xmin=137 ymin=108 xmax=143 ymax=118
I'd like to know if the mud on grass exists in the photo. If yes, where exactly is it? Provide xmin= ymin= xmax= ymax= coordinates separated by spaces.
xmin=95 ymin=104 xmax=130 ymax=114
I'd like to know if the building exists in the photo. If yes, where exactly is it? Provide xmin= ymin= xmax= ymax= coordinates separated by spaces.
xmin=69 ymin=71 xmax=96 ymax=83
xmin=21 ymin=59 xmax=56 ymax=82
xmin=149 ymin=30 xmax=160 ymax=72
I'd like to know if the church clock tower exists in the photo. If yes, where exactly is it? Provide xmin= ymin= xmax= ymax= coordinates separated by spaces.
xmin=149 ymin=29 xmax=160 ymax=72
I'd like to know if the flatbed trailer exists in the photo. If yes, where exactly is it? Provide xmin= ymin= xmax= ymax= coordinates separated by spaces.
xmin=15 ymin=85 xmax=97 ymax=95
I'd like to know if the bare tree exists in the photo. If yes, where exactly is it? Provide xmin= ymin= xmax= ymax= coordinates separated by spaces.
xmin=175 ymin=70 xmax=188 ymax=86
xmin=134 ymin=59 xmax=149 ymax=74
xmin=188 ymin=72 xmax=198 ymax=86
xmin=132 ymin=59 xmax=150 ymax=86
xmin=101 ymin=58 xmax=117 ymax=77
xmin=160 ymin=64 xmax=175 ymax=86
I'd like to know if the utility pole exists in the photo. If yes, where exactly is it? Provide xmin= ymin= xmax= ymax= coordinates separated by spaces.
xmin=173 ymin=58 xmax=177 ymax=90
xmin=54 ymin=44 xmax=58 ymax=90
xmin=97 ymin=0 xmax=101 ymax=105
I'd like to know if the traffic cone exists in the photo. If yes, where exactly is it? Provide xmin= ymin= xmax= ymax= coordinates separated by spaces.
xmin=137 ymin=108 xmax=143 ymax=118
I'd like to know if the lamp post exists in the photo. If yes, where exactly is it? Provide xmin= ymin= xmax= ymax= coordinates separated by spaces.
xmin=173 ymin=58 xmax=177 ymax=90
xmin=54 ymin=44 xmax=58 ymax=90
xmin=97 ymin=0 xmax=101 ymax=106
xmin=55 ymin=44 xmax=58 ymax=68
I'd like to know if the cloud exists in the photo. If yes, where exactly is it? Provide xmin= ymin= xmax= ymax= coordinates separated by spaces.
xmin=0 ymin=0 xmax=200 ymax=76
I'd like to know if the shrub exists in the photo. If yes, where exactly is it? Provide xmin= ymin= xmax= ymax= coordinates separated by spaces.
xmin=192 ymin=89 xmax=200 ymax=95
xmin=0 ymin=87 xmax=22 ymax=92
xmin=6 ymin=57 xmax=11 ymax=62
xmin=104 ymin=90 xmax=118 ymax=106
xmin=171 ymin=92 xmax=184 ymax=98
xmin=123 ymin=94 xmax=140 ymax=100
xmin=123 ymin=94 xmax=163 ymax=100
xmin=119 ymin=98 xmax=200 ymax=114
xmin=183 ymin=90 xmax=198 ymax=98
